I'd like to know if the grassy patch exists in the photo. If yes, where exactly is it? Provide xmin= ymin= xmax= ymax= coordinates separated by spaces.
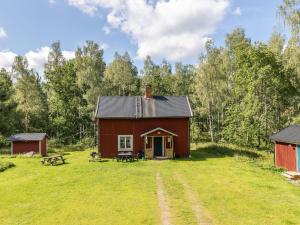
xmin=1 ymin=143 xmax=300 ymax=225
xmin=47 ymin=144 xmax=88 ymax=155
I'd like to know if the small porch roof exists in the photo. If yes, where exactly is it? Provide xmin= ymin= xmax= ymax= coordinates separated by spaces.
xmin=140 ymin=127 xmax=178 ymax=137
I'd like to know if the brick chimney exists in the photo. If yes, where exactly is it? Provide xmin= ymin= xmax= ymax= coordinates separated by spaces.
xmin=144 ymin=85 xmax=153 ymax=99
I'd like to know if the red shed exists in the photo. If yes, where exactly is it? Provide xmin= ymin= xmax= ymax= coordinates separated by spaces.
xmin=95 ymin=86 xmax=193 ymax=159
xmin=270 ymin=125 xmax=300 ymax=172
xmin=8 ymin=133 xmax=48 ymax=156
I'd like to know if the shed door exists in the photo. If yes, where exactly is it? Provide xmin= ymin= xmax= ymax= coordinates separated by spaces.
xmin=276 ymin=143 xmax=297 ymax=171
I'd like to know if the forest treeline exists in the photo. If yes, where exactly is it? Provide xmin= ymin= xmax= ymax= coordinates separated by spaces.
xmin=1 ymin=0 xmax=300 ymax=148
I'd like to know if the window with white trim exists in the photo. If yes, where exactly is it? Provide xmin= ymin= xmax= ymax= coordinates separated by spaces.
xmin=118 ymin=135 xmax=133 ymax=151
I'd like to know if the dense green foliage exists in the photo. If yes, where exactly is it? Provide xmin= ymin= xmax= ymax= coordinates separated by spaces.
xmin=2 ymin=1 xmax=300 ymax=148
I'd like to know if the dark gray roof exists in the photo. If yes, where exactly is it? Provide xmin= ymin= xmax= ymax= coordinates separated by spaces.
xmin=270 ymin=125 xmax=300 ymax=144
xmin=95 ymin=96 xmax=193 ymax=119
xmin=8 ymin=133 xmax=47 ymax=141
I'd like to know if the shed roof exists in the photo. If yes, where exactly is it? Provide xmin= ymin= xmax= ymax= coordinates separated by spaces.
xmin=95 ymin=96 xmax=193 ymax=119
xmin=270 ymin=125 xmax=300 ymax=144
xmin=8 ymin=133 xmax=47 ymax=142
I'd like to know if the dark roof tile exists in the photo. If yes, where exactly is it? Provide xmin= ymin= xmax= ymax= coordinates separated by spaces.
xmin=95 ymin=96 xmax=192 ymax=119
xmin=270 ymin=125 xmax=300 ymax=144
xmin=8 ymin=133 xmax=47 ymax=141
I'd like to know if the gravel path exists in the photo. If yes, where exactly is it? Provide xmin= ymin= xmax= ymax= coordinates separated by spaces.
xmin=156 ymin=172 xmax=172 ymax=225
xmin=175 ymin=173 xmax=213 ymax=225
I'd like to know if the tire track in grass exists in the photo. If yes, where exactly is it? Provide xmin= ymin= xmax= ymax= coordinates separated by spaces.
xmin=156 ymin=172 xmax=172 ymax=225
xmin=175 ymin=173 xmax=213 ymax=225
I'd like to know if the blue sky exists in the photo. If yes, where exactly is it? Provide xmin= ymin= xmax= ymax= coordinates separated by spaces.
xmin=0 ymin=0 xmax=285 ymax=74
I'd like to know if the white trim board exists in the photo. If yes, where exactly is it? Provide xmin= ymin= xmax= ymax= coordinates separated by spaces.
xmin=141 ymin=127 xmax=178 ymax=137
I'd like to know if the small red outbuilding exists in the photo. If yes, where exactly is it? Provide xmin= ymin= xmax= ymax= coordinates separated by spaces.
xmin=270 ymin=125 xmax=300 ymax=172
xmin=8 ymin=133 xmax=48 ymax=156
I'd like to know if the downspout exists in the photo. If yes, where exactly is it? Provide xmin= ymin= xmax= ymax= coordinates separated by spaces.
xmin=95 ymin=96 xmax=101 ymax=154
xmin=188 ymin=118 xmax=191 ymax=158
xmin=274 ymin=141 xmax=276 ymax=168
xmin=186 ymin=96 xmax=193 ymax=158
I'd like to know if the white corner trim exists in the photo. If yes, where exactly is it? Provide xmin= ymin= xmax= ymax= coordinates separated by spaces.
xmin=186 ymin=96 xmax=193 ymax=117
xmin=39 ymin=141 xmax=41 ymax=155
xmin=94 ymin=96 xmax=101 ymax=119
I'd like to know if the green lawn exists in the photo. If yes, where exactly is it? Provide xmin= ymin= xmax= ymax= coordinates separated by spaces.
xmin=1 ymin=144 xmax=300 ymax=225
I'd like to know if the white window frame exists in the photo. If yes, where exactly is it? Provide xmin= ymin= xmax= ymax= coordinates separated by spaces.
xmin=118 ymin=135 xmax=133 ymax=151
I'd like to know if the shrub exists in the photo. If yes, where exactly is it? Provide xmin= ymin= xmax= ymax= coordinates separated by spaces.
xmin=63 ymin=143 xmax=85 ymax=152
xmin=0 ymin=135 xmax=9 ymax=148
xmin=81 ymin=136 xmax=95 ymax=148
xmin=0 ymin=162 xmax=15 ymax=172
xmin=0 ymin=148 xmax=11 ymax=155
xmin=48 ymin=138 xmax=64 ymax=149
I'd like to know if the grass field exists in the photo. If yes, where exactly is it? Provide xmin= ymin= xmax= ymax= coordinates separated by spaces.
xmin=1 ymin=144 xmax=300 ymax=225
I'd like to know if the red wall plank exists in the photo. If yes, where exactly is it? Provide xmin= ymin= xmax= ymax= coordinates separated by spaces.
xmin=98 ymin=118 xmax=189 ymax=158
xmin=41 ymin=138 xmax=47 ymax=156
xmin=13 ymin=141 xmax=39 ymax=155
xmin=275 ymin=142 xmax=297 ymax=171
xmin=12 ymin=138 xmax=47 ymax=156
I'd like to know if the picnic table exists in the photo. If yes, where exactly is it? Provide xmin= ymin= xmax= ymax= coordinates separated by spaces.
xmin=117 ymin=151 xmax=134 ymax=162
xmin=41 ymin=155 xmax=65 ymax=166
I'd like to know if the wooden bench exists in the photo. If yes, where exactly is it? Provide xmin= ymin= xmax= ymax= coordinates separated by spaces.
xmin=41 ymin=155 xmax=65 ymax=166
xmin=116 ymin=151 xmax=134 ymax=162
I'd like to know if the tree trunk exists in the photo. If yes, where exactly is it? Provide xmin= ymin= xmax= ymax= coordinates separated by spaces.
xmin=264 ymin=102 xmax=268 ymax=146
xmin=217 ymin=111 xmax=221 ymax=143
xmin=208 ymin=102 xmax=214 ymax=143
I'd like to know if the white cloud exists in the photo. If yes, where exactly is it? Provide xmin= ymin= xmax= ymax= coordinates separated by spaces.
xmin=49 ymin=0 xmax=56 ymax=4
xmin=0 ymin=27 xmax=7 ymax=38
xmin=67 ymin=0 xmax=230 ymax=61
xmin=62 ymin=50 xmax=75 ymax=60
xmin=25 ymin=47 xmax=51 ymax=75
xmin=232 ymin=7 xmax=241 ymax=16
xmin=0 ymin=51 xmax=17 ymax=71
xmin=0 ymin=47 xmax=75 ymax=74
xmin=102 ymin=26 xmax=111 ymax=34
xmin=25 ymin=47 xmax=75 ymax=75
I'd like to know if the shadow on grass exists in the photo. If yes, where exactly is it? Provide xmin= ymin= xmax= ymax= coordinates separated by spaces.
xmin=89 ymin=159 xmax=110 ymax=163
xmin=0 ymin=162 xmax=15 ymax=172
xmin=176 ymin=144 xmax=263 ymax=162
xmin=42 ymin=161 xmax=70 ymax=167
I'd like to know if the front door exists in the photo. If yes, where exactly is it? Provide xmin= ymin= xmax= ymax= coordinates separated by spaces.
xmin=154 ymin=137 xmax=163 ymax=156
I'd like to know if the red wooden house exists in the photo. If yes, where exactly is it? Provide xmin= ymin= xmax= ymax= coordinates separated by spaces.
xmin=95 ymin=86 xmax=193 ymax=159
xmin=270 ymin=125 xmax=300 ymax=172
xmin=8 ymin=133 xmax=48 ymax=156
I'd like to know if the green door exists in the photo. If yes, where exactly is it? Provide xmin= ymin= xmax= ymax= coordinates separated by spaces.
xmin=154 ymin=137 xmax=163 ymax=157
